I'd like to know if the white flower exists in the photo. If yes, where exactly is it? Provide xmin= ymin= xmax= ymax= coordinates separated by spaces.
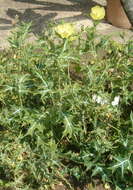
xmin=111 ymin=96 xmax=120 ymax=106
xmin=104 ymin=183 xmax=110 ymax=189
xmin=92 ymin=94 xmax=108 ymax=105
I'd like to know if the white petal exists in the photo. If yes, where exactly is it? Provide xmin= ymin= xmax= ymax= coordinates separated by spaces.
xmin=111 ymin=96 xmax=120 ymax=106
xmin=92 ymin=94 xmax=97 ymax=101
xmin=92 ymin=94 xmax=108 ymax=105
xmin=97 ymin=96 xmax=103 ymax=104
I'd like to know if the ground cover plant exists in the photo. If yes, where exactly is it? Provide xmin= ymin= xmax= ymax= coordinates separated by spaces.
xmin=0 ymin=22 xmax=133 ymax=190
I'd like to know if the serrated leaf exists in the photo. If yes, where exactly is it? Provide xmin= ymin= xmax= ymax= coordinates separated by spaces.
xmin=92 ymin=166 xmax=103 ymax=177
xmin=62 ymin=114 xmax=73 ymax=138
xmin=109 ymin=156 xmax=132 ymax=178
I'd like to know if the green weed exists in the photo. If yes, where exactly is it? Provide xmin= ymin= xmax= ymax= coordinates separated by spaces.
xmin=0 ymin=22 xmax=133 ymax=190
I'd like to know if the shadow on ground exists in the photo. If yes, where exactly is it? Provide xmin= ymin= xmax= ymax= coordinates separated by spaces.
xmin=1 ymin=0 xmax=105 ymax=35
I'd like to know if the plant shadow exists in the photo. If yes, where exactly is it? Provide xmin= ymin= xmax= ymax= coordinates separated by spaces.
xmin=1 ymin=0 xmax=106 ymax=34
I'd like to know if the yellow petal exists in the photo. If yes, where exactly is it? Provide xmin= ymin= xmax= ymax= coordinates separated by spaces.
xmin=55 ymin=23 xmax=76 ymax=39
xmin=90 ymin=5 xmax=105 ymax=20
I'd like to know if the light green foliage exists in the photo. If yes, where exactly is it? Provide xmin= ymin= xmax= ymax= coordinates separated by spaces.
xmin=0 ymin=23 xmax=133 ymax=190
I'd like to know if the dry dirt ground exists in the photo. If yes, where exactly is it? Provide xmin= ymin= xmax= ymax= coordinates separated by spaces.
xmin=0 ymin=0 xmax=133 ymax=49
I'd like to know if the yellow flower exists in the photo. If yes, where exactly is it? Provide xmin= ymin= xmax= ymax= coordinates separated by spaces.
xmin=55 ymin=23 xmax=76 ymax=40
xmin=90 ymin=5 xmax=105 ymax=20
